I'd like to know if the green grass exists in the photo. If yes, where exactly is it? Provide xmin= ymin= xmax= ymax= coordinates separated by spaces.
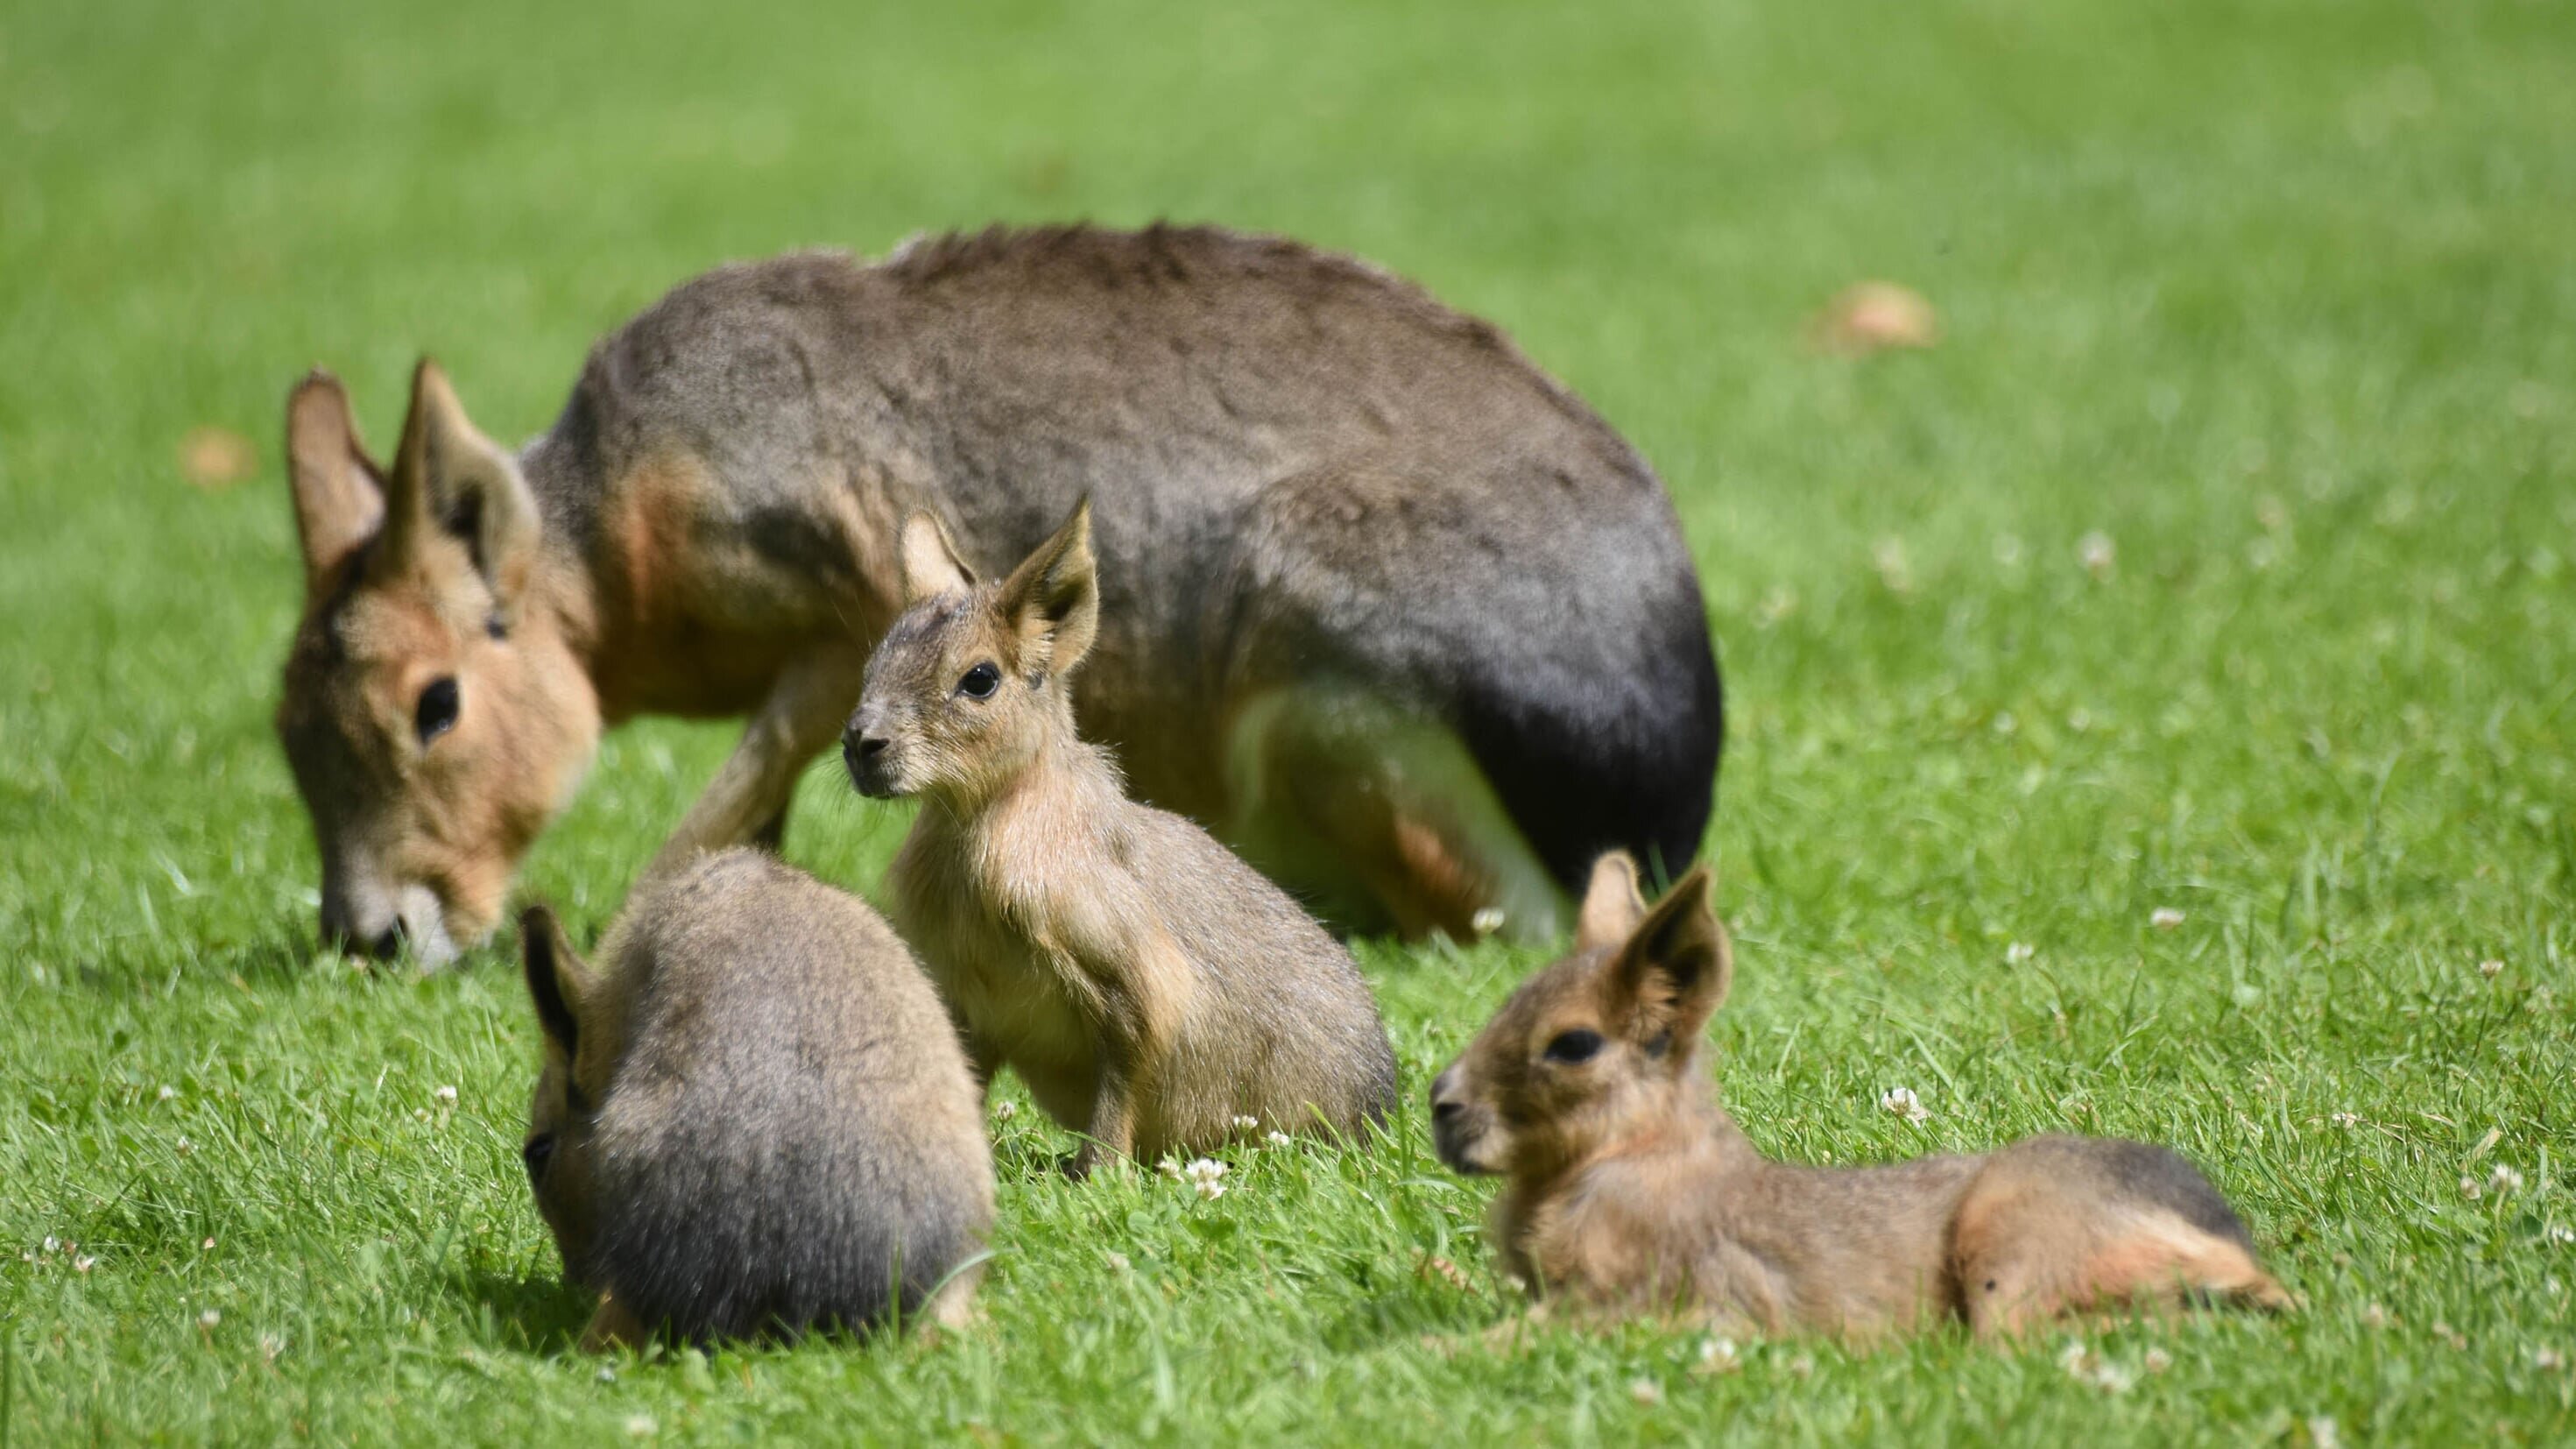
xmin=4 ymin=0 xmax=2574 ymax=1440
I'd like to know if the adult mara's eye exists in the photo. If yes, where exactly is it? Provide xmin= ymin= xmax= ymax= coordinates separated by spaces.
xmin=957 ymin=662 xmax=1001 ymax=699
xmin=1542 ymin=1028 xmax=1605 ymax=1064
xmin=521 ymin=1134 xmax=555 ymax=1181
xmin=415 ymin=676 xmax=461 ymax=746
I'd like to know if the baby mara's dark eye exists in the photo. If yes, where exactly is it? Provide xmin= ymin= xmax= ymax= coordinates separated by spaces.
xmin=1543 ymin=1028 xmax=1605 ymax=1064
xmin=957 ymin=661 xmax=1001 ymax=699
xmin=415 ymin=676 xmax=460 ymax=746
xmin=522 ymin=1134 xmax=555 ymax=1181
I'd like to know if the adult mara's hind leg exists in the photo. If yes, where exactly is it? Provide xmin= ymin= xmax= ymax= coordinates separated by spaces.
xmin=1219 ymin=683 xmax=1564 ymax=941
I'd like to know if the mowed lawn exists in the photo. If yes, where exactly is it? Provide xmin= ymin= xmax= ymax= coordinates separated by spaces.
xmin=4 ymin=0 xmax=2573 ymax=1441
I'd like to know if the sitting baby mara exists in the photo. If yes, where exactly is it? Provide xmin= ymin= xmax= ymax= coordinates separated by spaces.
xmin=519 ymin=849 xmax=994 ymax=1349
xmin=844 ymin=498 xmax=1400 ymax=1173
xmin=1429 ymin=854 xmax=2290 ymax=1339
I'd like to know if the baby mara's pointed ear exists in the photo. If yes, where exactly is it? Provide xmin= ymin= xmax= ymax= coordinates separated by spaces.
xmin=900 ymin=512 xmax=976 ymax=604
xmin=521 ymin=905 xmax=592 ymax=1056
xmin=1606 ymin=867 xmax=1732 ymax=1061
xmin=996 ymin=496 xmax=1097 ymax=678
xmin=1575 ymin=850 xmax=1648 ymax=951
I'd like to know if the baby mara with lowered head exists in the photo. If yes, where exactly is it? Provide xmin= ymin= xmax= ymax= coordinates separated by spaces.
xmin=519 ymin=849 xmax=994 ymax=1349
xmin=843 ymin=498 xmax=1400 ymax=1173
xmin=1431 ymin=854 xmax=2290 ymax=1339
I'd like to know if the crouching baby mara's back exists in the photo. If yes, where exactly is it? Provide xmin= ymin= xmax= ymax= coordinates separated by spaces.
xmin=1429 ymin=855 xmax=2290 ymax=1339
xmin=845 ymin=499 xmax=1400 ymax=1172
xmin=519 ymin=850 xmax=994 ymax=1349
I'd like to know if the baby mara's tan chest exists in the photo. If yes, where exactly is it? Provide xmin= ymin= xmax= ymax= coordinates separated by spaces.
xmin=889 ymin=817 xmax=1103 ymax=1078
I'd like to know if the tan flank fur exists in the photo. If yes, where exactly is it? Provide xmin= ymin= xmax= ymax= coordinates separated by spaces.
xmin=847 ymin=499 xmax=1401 ymax=1173
xmin=1429 ymin=855 xmax=2292 ymax=1340
xmin=275 ymin=225 xmax=1726 ymax=965
xmin=520 ymin=849 xmax=994 ymax=1349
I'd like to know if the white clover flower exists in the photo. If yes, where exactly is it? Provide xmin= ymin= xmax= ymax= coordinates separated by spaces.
xmin=1627 ymin=1377 xmax=1663 ymax=1405
xmin=2078 ymin=531 xmax=2116 ymax=579
xmin=991 ymin=1100 xmax=1016 ymax=1121
xmin=2142 ymin=1347 xmax=2172 ymax=1374
xmin=1266 ymin=1131 xmax=1293 ymax=1148
xmin=433 ymin=1085 xmax=458 ymax=1105
xmin=625 ymin=1414 xmax=657 ymax=1438
xmin=596 ymin=1366 xmax=618 ymax=1384
xmin=1471 ymin=907 xmax=1507 ymax=937
xmin=2479 ymin=959 xmax=2503 ymax=979
xmin=2534 ymin=1347 xmax=2565 ymax=1371
xmin=2460 ymin=1175 xmax=2483 ymax=1200
xmin=74 ymin=1255 xmax=95 ymax=1274
xmin=2490 ymin=1164 xmax=2524 ymax=1194
xmin=259 ymin=1332 xmax=284 ymax=1364
xmin=201 ymin=1237 xmax=215 ymax=1252
xmin=41 ymin=1237 xmax=58 ymax=1255
xmin=1880 ymin=1086 xmax=1930 ymax=1124
xmin=1104 ymin=1251 xmax=1132 ymax=1274
xmin=198 ymin=1309 xmax=221 ymax=1329
xmin=2004 ymin=942 xmax=2036 ymax=965
xmin=1231 ymin=1115 xmax=1260 ymax=1132
xmin=1156 ymin=1156 xmax=1184 ymax=1180
xmin=2329 ymin=1112 xmax=2360 ymax=1128
xmin=1873 ymin=537 xmax=1913 ymax=593
xmin=2309 ymin=1416 xmax=2340 ymax=1449
xmin=177 ymin=1136 xmax=194 ymax=1156
xmin=2548 ymin=1226 xmax=2575 ymax=1247
xmin=2361 ymin=1303 xmax=2390 ymax=1328
xmin=157 ymin=1085 xmax=178 ymax=1102
xmin=2150 ymin=907 xmax=2186 ymax=930
xmin=2057 ymin=1340 xmax=2092 ymax=1375
xmin=1695 ymin=1336 xmax=1742 ymax=1375
xmin=1182 ymin=1158 xmax=1228 ymax=1201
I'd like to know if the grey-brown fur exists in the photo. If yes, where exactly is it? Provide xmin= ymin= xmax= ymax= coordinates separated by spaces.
xmin=848 ymin=500 xmax=1400 ymax=1170
xmin=1429 ymin=855 xmax=2289 ymax=1339
xmin=279 ymin=223 xmax=1722 ymax=961
xmin=520 ymin=849 xmax=993 ymax=1347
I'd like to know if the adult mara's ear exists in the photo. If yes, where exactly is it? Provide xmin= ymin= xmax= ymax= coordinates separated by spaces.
xmin=996 ymin=496 xmax=1098 ymax=678
xmin=521 ymin=906 xmax=592 ymax=1056
xmin=385 ymin=358 xmax=546 ymax=619
xmin=899 ymin=511 xmax=976 ymax=603
xmin=284 ymin=370 xmax=385 ymax=596
xmin=1575 ymin=851 xmax=1648 ymax=951
xmin=1606 ymin=867 xmax=1732 ymax=1058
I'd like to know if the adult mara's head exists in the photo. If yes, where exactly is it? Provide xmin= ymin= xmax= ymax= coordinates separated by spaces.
xmin=273 ymin=362 xmax=599 ymax=966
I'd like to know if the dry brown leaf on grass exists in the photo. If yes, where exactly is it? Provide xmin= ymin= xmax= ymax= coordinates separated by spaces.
xmin=1416 ymin=1253 xmax=1479 ymax=1296
xmin=180 ymin=426 xmax=257 ymax=489
xmin=1810 ymin=281 xmax=1938 ymax=356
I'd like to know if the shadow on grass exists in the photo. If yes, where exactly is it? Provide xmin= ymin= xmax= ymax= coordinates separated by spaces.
xmin=448 ymin=1265 xmax=595 ymax=1355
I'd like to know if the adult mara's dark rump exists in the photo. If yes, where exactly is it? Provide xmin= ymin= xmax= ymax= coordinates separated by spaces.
xmin=279 ymin=221 xmax=1723 ymax=958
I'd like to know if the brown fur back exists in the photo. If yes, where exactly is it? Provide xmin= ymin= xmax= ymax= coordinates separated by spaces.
xmin=521 ymin=850 xmax=994 ymax=1344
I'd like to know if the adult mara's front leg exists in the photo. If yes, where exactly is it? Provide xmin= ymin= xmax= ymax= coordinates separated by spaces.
xmin=644 ymin=647 xmax=868 ymax=881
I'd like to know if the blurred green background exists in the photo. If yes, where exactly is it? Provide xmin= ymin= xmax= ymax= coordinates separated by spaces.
xmin=3 ymin=0 xmax=2572 ymax=1441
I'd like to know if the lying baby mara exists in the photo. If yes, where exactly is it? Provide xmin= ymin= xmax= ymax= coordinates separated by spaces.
xmin=1432 ymin=854 xmax=2290 ymax=1339
xmin=845 ymin=499 xmax=1400 ymax=1172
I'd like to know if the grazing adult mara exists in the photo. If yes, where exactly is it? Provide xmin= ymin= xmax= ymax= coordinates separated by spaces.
xmin=276 ymin=223 xmax=1722 ymax=963
xmin=1429 ymin=855 xmax=2292 ymax=1339
xmin=519 ymin=849 xmax=993 ymax=1349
